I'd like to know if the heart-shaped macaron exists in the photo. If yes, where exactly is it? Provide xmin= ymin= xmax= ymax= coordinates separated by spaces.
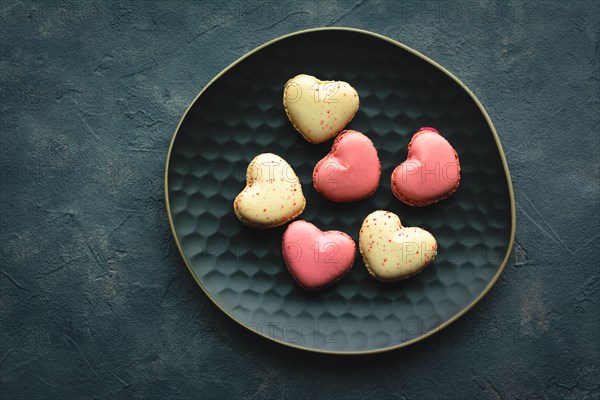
xmin=359 ymin=210 xmax=437 ymax=281
xmin=283 ymin=74 xmax=359 ymax=144
xmin=391 ymin=127 xmax=460 ymax=206
xmin=282 ymin=220 xmax=355 ymax=290
xmin=313 ymin=130 xmax=381 ymax=202
xmin=234 ymin=153 xmax=305 ymax=228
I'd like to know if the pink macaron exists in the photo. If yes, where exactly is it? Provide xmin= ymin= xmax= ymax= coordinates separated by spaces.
xmin=391 ymin=127 xmax=460 ymax=206
xmin=313 ymin=130 xmax=381 ymax=202
xmin=282 ymin=220 xmax=356 ymax=291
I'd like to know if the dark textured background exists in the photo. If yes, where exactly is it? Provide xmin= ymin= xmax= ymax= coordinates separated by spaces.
xmin=1 ymin=1 xmax=598 ymax=399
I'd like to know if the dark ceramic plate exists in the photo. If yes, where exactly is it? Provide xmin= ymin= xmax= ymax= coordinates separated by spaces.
xmin=165 ymin=28 xmax=515 ymax=354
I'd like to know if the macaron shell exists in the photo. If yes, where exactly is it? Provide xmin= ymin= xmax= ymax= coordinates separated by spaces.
xmin=234 ymin=153 xmax=305 ymax=228
xmin=313 ymin=130 xmax=381 ymax=202
xmin=283 ymin=74 xmax=359 ymax=144
xmin=282 ymin=220 xmax=355 ymax=290
xmin=391 ymin=128 xmax=460 ymax=206
xmin=359 ymin=210 xmax=437 ymax=281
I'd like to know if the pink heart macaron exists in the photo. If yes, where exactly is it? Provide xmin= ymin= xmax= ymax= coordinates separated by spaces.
xmin=313 ymin=130 xmax=381 ymax=202
xmin=282 ymin=220 xmax=356 ymax=291
xmin=391 ymin=127 xmax=460 ymax=206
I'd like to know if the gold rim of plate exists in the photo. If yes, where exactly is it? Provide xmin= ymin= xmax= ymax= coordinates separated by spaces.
xmin=163 ymin=27 xmax=517 ymax=355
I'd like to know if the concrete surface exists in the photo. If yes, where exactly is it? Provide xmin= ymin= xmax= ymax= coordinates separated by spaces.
xmin=1 ymin=1 xmax=598 ymax=399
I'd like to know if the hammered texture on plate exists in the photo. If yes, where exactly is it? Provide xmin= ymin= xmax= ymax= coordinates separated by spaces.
xmin=167 ymin=30 xmax=512 ymax=353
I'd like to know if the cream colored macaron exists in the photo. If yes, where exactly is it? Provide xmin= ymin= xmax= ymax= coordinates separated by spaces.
xmin=234 ymin=153 xmax=305 ymax=228
xmin=283 ymin=74 xmax=359 ymax=144
xmin=359 ymin=210 xmax=437 ymax=281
